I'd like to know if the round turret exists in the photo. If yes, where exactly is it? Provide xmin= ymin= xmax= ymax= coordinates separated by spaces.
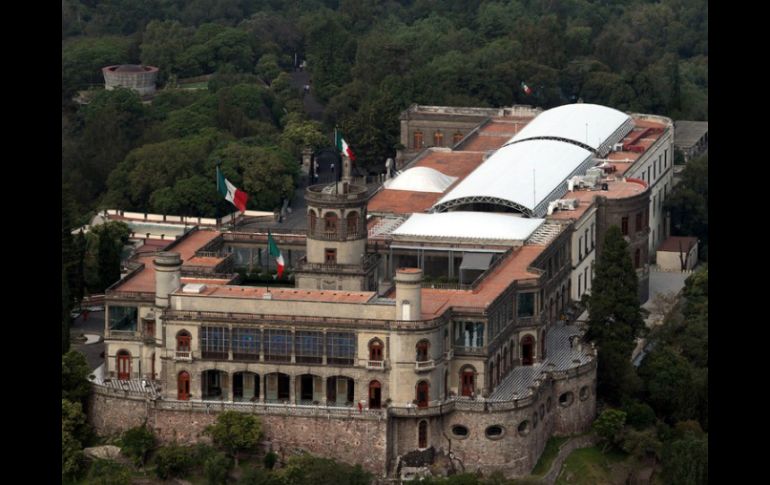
xmin=154 ymin=252 xmax=181 ymax=308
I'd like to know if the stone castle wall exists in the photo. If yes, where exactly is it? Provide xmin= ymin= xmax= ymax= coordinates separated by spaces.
xmin=89 ymin=388 xmax=388 ymax=475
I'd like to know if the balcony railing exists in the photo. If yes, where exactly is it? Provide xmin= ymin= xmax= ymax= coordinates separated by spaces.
xmin=415 ymin=359 xmax=436 ymax=372
xmin=175 ymin=351 xmax=192 ymax=361
xmin=366 ymin=359 xmax=386 ymax=370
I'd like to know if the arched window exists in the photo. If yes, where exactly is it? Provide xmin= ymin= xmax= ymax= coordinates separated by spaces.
xmin=453 ymin=131 xmax=464 ymax=144
xmin=178 ymin=371 xmax=190 ymax=401
xmin=116 ymin=350 xmax=131 ymax=380
xmin=369 ymin=380 xmax=381 ymax=409
xmin=346 ymin=211 xmax=359 ymax=237
xmin=502 ymin=346 xmax=509 ymax=373
xmin=433 ymin=131 xmax=444 ymax=146
xmin=496 ymin=354 xmax=501 ymax=383
xmin=521 ymin=335 xmax=534 ymax=366
xmin=418 ymin=420 xmax=428 ymax=448
xmin=368 ymin=339 xmax=383 ymax=361
xmin=324 ymin=212 xmax=338 ymax=234
xmin=416 ymin=381 xmax=430 ymax=407
xmin=489 ymin=361 xmax=495 ymax=387
xmin=460 ymin=366 xmax=476 ymax=397
xmin=541 ymin=330 xmax=546 ymax=359
xmin=176 ymin=330 xmax=191 ymax=351
xmin=309 ymin=210 xmax=317 ymax=234
xmin=413 ymin=131 xmax=424 ymax=149
xmin=416 ymin=340 xmax=430 ymax=362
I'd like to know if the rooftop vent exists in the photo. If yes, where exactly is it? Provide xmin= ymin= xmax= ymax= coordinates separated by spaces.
xmin=182 ymin=283 xmax=207 ymax=294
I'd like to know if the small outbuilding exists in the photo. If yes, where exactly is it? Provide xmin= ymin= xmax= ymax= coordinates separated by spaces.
xmin=102 ymin=64 xmax=159 ymax=96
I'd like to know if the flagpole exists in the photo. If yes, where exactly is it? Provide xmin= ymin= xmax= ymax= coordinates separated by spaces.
xmin=215 ymin=162 xmax=221 ymax=229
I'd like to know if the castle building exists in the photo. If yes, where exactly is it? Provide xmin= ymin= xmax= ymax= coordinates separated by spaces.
xmin=91 ymin=103 xmax=671 ymax=478
xmin=102 ymin=64 xmax=159 ymax=97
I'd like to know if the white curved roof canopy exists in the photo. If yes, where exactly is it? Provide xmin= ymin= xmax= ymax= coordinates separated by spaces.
xmin=508 ymin=103 xmax=633 ymax=155
xmin=392 ymin=212 xmax=545 ymax=241
xmin=432 ymin=139 xmax=593 ymax=217
xmin=382 ymin=166 xmax=458 ymax=193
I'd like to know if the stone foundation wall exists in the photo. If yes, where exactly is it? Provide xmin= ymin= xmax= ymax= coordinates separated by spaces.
xmin=89 ymin=388 xmax=388 ymax=475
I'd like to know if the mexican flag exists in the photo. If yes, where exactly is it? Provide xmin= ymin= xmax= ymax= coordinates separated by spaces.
xmin=217 ymin=165 xmax=248 ymax=212
xmin=335 ymin=130 xmax=356 ymax=161
xmin=521 ymin=82 xmax=532 ymax=95
xmin=268 ymin=230 xmax=285 ymax=278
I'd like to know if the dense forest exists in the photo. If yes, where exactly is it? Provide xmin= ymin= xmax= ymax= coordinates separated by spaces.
xmin=62 ymin=0 xmax=708 ymax=225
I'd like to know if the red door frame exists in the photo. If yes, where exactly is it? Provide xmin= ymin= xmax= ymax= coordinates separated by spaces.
xmin=521 ymin=335 xmax=534 ymax=366
xmin=178 ymin=371 xmax=190 ymax=400
xmin=461 ymin=370 xmax=475 ymax=397
xmin=117 ymin=351 xmax=131 ymax=380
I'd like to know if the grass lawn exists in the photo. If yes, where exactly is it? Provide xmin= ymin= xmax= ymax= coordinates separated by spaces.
xmin=555 ymin=446 xmax=629 ymax=485
xmin=179 ymin=82 xmax=209 ymax=90
xmin=531 ymin=436 xmax=570 ymax=476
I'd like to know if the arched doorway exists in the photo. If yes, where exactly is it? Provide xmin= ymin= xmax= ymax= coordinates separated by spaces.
xmin=178 ymin=371 xmax=190 ymax=400
xmin=418 ymin=420 xmax=428 ymax=448
xmin=416 ymin=381 xmax=430 ymax=408
xmin=460 ymin=367 xmax=475 ymax=397
xmin=369 ymin=380 xmax=381 ymax=409
xmin=521 ymin=335 xmax=534 ymax=366
xmin=116 ymin=350 xmax=131 ymax=380
xmin=151 ymin=352 xmax=156 ymax=380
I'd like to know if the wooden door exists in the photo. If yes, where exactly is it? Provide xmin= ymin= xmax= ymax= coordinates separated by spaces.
xmin=369 ymin=381 xmax=381 ymax=409
xmin=117 ymin=352 xmax=131 ymax=380
xmin=178 ymin=371 xmax=190 ymax=401
xmin=461 ymin=371 xmax=475 ymax=397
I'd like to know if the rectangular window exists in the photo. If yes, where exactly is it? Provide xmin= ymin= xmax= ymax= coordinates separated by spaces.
xmin=454 ymin=321 xmax=484 ymax=348
xmin=326 ymin=332 xmax=355 ymax=365
xmin=143 ymin=319 xmax=155 ymax=337
xmin=664 ymin=149 xmax=668 ymax=168
xmin=584 ymin=229 xmax=589 ymax=253
xmin=578 ymin=275 xmax=582 ymax=297
xmin=591 ymin=223 xmax=595 ymax=250
xmin=108 ymin=306 xmax=138 ymax=331
xmin=232 ymin=327 xmax=260 ymax=361
xmin=647 ymin=166 xmax=651 ymax=183
xmin=578 ymin=239 xmax=582 ymax=261
xmin=653 ymin=157 xmax=657 ymax=179
xmin=653 ymin=195 xmax=657 ymax=217
xmin=517 ymin=293 xmax=535 ymax=318
xmin=584 ymin=267 xmax=589 ymax=291
xmin=201 ymin=326 xmax=229 ymax=360
xmin=295 ymin=331 xmax=323 ymax=364
xmin=621 ymin=216 xmax=629 ymax=236
xmin=264 ymin=329 xmax=291 ymax=362
xmin=636 ymin=212 xmax=643 ymax=232
xmin=325 ymin=248 xmax=337 ymax=264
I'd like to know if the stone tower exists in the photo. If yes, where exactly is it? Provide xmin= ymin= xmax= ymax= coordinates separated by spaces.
xmin=295 ymin=163 xmax=378 ymax=291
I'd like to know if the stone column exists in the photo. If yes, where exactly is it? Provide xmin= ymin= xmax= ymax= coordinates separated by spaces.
xmin=259 ymin=374 xmax=265 ymax=403
xmin=289 ymin=375 xmax=296 ymax=404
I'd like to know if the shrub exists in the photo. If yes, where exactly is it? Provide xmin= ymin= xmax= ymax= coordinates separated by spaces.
xmin=120 ymin=425 xmax=156 ymax=466
xmin=264 ymin=450 xmax=278 ymax=470
xmin=204 ymin=451 xmax=233 ymax=485
xmin=86 ymin=459 xmax=132 ymax=485
xmin=154 ymin=444 xmax=193 ymax=479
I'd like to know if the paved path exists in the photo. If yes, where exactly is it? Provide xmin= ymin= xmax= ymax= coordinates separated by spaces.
xmin=540 ymin=434 xmax=598 ymax=484
xmin=69 ymin=310 xmax=105 ymax=373
xmin=289 ymin=71 xmax=324 ymax=121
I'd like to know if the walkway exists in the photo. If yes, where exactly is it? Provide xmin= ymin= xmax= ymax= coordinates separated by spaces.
xmin=289 ymin=71 xmax=324 ymax=121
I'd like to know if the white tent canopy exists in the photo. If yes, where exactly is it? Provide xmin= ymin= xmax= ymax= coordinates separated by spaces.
xmin=432 ymin=139 xmax=593 ymax=217
xmin=508 ymin=103 xmax=633 ymax=155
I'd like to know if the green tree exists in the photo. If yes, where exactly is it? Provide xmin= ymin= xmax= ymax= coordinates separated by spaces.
xmin=62 ymin=264 xmax=72 ymax=355
xmin=62 ymin=351 xmax=92 ymax=408
xmin=62 ymin=35 xmax=136 ymax=99
xmin=62 ymin=399 xmax=89 ymax=482
xmin=662 ymin=430 xmax=708 ymax=485
xmin=140 ymin=20 xmax=195 ymax=83
xmin=205 ymin=411 xmax=262 ymax=467
xmin=584 ymin=225 xmax=645 ymax=404
xmin=638 ymin=346 xmax=699 ymax=423
xmin=97 ymin=225 xmax=122 ymax=291
xmin=214 ymin=142 xmax=298 ymax=211
xmin=665 ymin=155 xmax=708 ymax=260
xmin=257 ymin=54 xmax=281 ymax=85
xmin=279 ymin=115 xmax=329 ymax=159
xmin=621 ymin=427 xmax=662 ymax=462
xmin=593 ymin=408 xmax=627 ymax=452
xmin=120 ymin=425 xmax=157 ymax=467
